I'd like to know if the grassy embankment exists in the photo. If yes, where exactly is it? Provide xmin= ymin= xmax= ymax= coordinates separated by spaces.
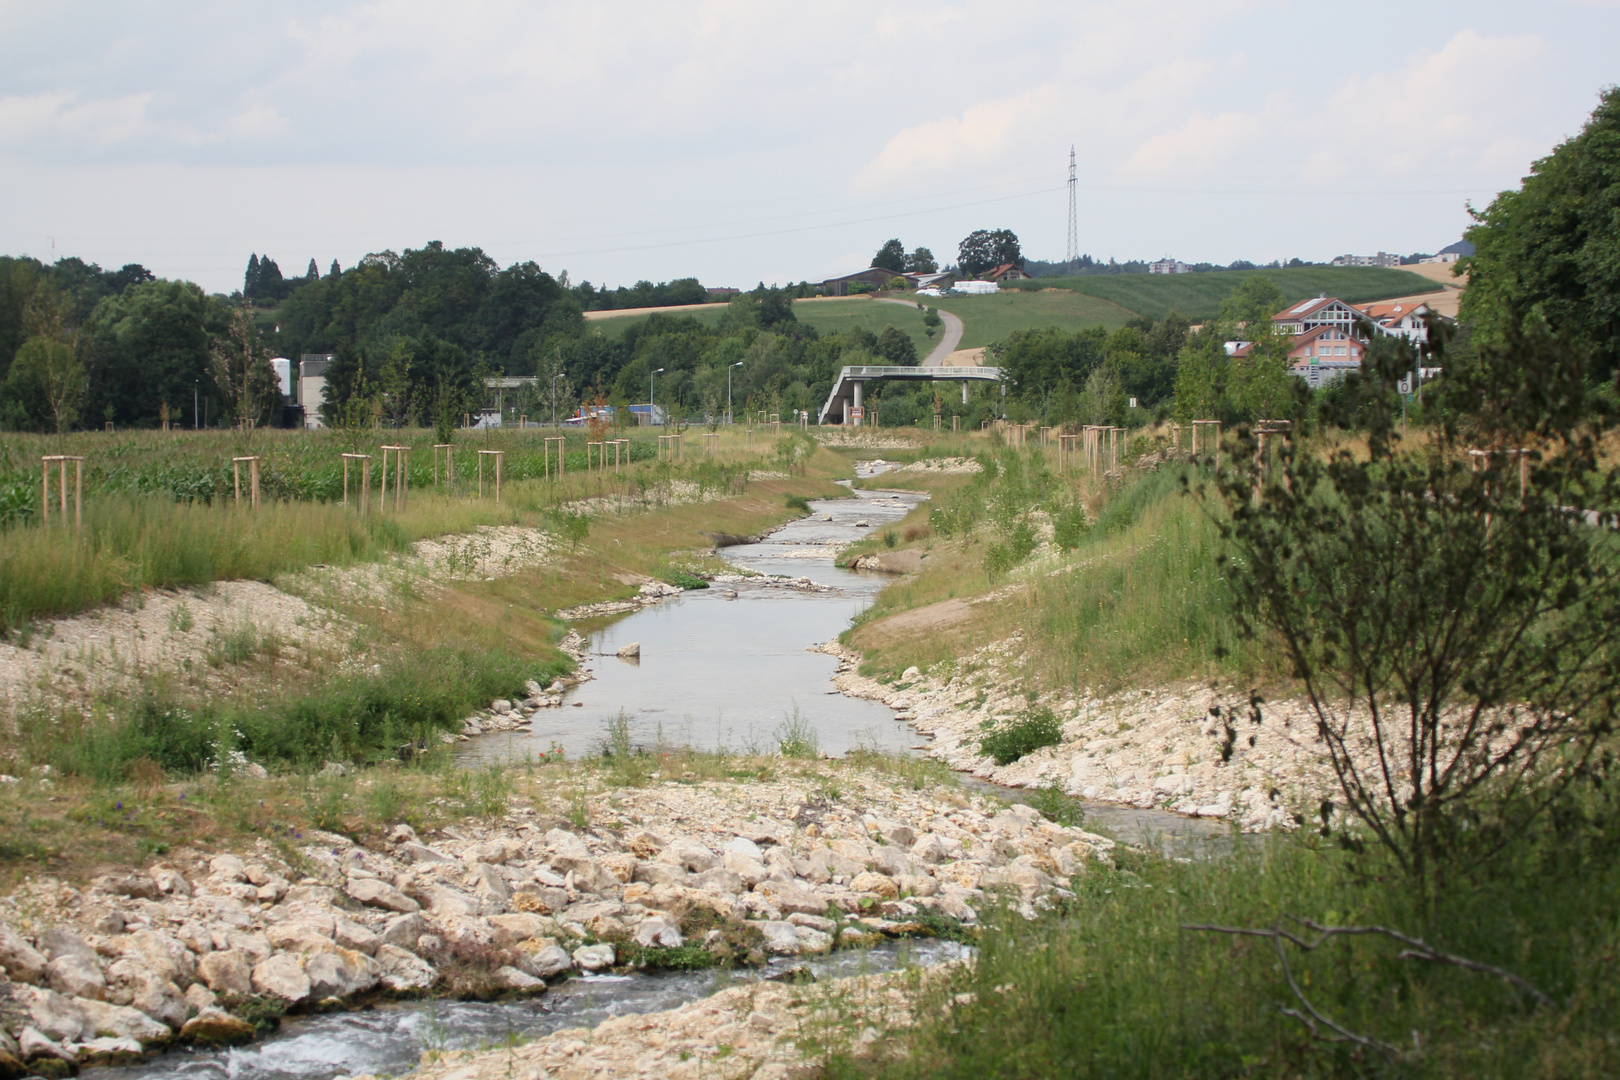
xmin=0 ymin=425 xmax=794 ymax=627
xmin=833 ymin=435 xmax=1268 ymax=693
xmin=817 ymin=431 xmax=1620 ymax=1077
xmin=0 ymin=428 xmax=855 ymax=888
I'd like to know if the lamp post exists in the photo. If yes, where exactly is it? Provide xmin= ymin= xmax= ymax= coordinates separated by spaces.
xmin=650 ymin=367 xmax=665 ymax=427
xmin=551 ymin=372 xmax=563 ymax=429
xmin=728 ymin=361 xmax=743 ymax=425
xmin=193 ymin=380 xmax=199 ymax=430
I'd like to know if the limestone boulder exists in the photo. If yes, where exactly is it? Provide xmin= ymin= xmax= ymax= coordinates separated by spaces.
xmin=76 ymin=1035 xmax=147 ymax=1066
xmin=373 ymin=944 xmax=438 ymax=993
xmin=178 ymin=1007 xmax=257 ymax=1046
xmin=692 ymin=867 xmax=745 ymax=895
xmin=490 ymin=966 xmax=545 ymax=993
xmin=633 ymin=916 xmax=683 ymax=950
xmin=20 ymin=989 xmax=88 ymax=1043
xmin=486 ymin=913 xmax=552 ymax=948
xmin=754 ymin=879 xmax=828 ymax=916
xmin=304 ymin=948 xmax=379 ymax=1000
xmin=850 ymin=872 xmax=900 ymax=900
xmin=34 ymin=928 xmax=94 ymax=964
xmin=46 ymin=953 xmax=105 ymax=1000
xmin=250 ymin=954 xmax=311 ymax=1004
xmin=79 ymin=998 xmax=173 ymax=1043
xmin=129 ymin=976 xmax=187 ymax=1031
xmin=207 ymin=854 xmax=248 ymax=882
xmin=659 ymin=837 xmax=719 ymax=873
xmin=380 ymin=913 xmax=428 ymax=949
xmin=759 ymin=921 xmax=801 ymax=955
xmin=519 ymin=943 xmax=573 ymax=979
xmin=265 ymin=920 xmax=334 ymax=954
xmin=332 ymin=917 xmax=380 ymax=956
xmin=345 ymin=878 xmax=419 ymax=914
xmin=571 ymin=943 xmax=615 ymax=972
xmin=17 ymin=1026 xmax=73 ymax=1065
xmin=0 ymin=925 xmax=47 ymax=984
xmin=721 ymin=850 xmax=769 ymax=887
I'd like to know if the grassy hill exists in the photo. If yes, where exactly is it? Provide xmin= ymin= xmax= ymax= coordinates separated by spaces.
xmin=585 ymin=266 xmax=1442 ymax=352
xmin=1027 ymin=266 xmax=1442 ymax=322
xmin=922 ymin=290 xmax=1139 ymax=349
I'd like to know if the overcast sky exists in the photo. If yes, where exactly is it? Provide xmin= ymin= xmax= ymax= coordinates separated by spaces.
xmin=3 ymin=1 xmax=1616 ymax=294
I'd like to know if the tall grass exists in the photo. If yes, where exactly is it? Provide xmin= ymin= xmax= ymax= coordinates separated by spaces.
xmin=0 ymin=492 xmax=524 ymax=628
xmin=27 ymin=644 xmax=551 ymax=780
xmin=829 ymin=820 xmax=1620 ymax=1078
xmin=1028 ymin=468 xmax=1264 ymax=689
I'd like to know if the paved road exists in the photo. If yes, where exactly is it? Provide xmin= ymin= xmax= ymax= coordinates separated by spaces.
xmin=879 ymin=297 xmax=963 ymax=366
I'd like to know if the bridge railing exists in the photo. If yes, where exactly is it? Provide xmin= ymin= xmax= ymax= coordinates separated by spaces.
xmin=839 ymin=365 xmax=1001 ymax=379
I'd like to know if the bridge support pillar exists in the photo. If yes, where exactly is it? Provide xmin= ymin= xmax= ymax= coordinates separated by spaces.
xmin=852 ymin=380 xmax=863 ymax=427
xmin=962 ymin=381 xmax=969 ymax=405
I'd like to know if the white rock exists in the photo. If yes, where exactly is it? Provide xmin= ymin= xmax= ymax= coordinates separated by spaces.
xmin=0 ymin=923 xmax=48 ymax=984
xmin=197 ymin=949 xmax=253 ymax=996
xmin=572 ymin=943 xmax=616 ymax=972
xmin=633 ymin=916 xmax=683 ymax=949
xmin=46 ymin=953 xmax=105 ymax=1000
xmin=374 ymin=944 xmax=438 ymax=993
xmin=18 ymin=1026 xmax=73 ymax=1063
xmin=251 ymin=954 xmax=311 ymax=1003
xmin=304 ymin=948 xmax=380 ymax=1000
xmin=346 ymin=877 xmax=419 ymax=914
xmin=759 ymin=921 xmax=801 ymax=955
xmin=491 ymin=966 xmax=545 ymax=992
xmin=79 ymin=998 xmax=172 ymax=1043
xmin=524 ymin=945 xmax=574 ymax=979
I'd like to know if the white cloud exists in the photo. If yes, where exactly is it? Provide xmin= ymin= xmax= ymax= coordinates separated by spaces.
xmin=0 ymin=91 xmax=154 ymax=149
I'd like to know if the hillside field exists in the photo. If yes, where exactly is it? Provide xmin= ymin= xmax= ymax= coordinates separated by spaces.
xmin=581 ymin=265 xmax=1443 ymax=352
xmin=1029 ymin=265 xmax=1443 ymax=321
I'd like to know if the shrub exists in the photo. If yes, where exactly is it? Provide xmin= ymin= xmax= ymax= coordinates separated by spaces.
xmin=785 ymin=493 xmax=811 ymax=512
xmin=978 ymin=707 xmax=1063 ymax=765
xmin=661 ymin=570 xmax=709 ymax=590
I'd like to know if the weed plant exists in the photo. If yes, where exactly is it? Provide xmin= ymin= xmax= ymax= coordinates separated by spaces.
xmin=978 ymin=707 xmax=1063 ymax=765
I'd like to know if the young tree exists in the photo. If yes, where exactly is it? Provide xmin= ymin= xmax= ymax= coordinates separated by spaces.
xmin=5 ymin=337 xmax=86 ymax=435
xmin=1220 ymin=274 xmax=1287 ymax=327
xmin=1219 ymin=323 xmax=1620 ymax=897
xmin=872 ymin=239 xmax=907 ymax=272
xmin=208 ymin=304 xmax=282 ymax=427
xmin=957 ymin=229 xmax=1023 ymax=277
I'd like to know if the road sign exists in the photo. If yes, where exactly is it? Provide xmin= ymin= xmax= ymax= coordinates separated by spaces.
xmin=850 ymin=406 xmax=865 ymax=421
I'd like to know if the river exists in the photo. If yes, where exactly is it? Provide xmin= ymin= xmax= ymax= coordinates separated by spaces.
xmin=107 ymin=476 xmax=1223 ymax=1079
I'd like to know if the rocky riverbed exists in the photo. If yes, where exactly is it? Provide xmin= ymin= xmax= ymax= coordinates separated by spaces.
xmin=824 ymin=636 xmax=1337 ymax=832
xmin=0 ymin=764 xmax=1108 ymax=1073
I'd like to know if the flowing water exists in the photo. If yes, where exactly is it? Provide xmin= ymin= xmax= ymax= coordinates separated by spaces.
xmin=99 ymin=941 xmax=970 ymax=1080
xmin=111 ymin=472 xmax=1226 ymax=1080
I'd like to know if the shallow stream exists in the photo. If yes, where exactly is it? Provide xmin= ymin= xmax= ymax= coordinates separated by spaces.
xmin=111 ymin=473 xmax=1223 ymax=1080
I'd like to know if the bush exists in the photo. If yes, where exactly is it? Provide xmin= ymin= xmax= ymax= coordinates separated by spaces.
xmin=785 ymin=493 xmax=811 ymax=512
xmin=978 ymin=707 xmax=1063 ymax=765
xmin=661 ymin=570 xmax=709 ymax=590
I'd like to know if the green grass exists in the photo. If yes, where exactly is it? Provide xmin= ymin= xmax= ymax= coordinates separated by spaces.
xmin=925 ymin=289 xmax=1140 ymax=348
xmin=789 ymin=298 xmax=935 ymax=358
xmin=1027 ymin=265 xmax=1443 ymax=322
xmin=826 ymin=821 xmax=1620 ymax=1079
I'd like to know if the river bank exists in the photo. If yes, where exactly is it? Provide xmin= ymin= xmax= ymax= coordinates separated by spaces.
xmin=0 ymin=756 xmax=1106 ymax=1074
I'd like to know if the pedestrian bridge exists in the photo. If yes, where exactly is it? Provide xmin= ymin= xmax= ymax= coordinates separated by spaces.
xmin=817 ymin=365 xmax=1003 ymax=425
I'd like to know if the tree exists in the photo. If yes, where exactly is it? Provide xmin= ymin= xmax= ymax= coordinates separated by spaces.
xmin=872 ymin=239 xmax=907 ymax=273
xmin=1220 ymin=274 xmax=1287 ymax=327
xmin=957 ymin=229 xmax=1022 ymax=277
xmin=5 ymin=337 xmax=86 ymax=434
xmin=1461 ymin=86 xmax=1620 ymax=382
xmin=1219 ymin=323 xmax=1620 ymax=897
xmin=80 ymin=279 xmax=227 ymax=428
xmin=208 ymin=304 xmax=282 ymax=427
xmin=244 ymin=254 xmax=260 ymax=299
xmin=904 ymin=247 xmax=938 ymax=274
xmin=875 ymin=325 xmax=918 ymax=365
xmin=305 ymin=258 xmax=320 ymax=282
xmin=329 ymin=259 xmax=342 ymax=278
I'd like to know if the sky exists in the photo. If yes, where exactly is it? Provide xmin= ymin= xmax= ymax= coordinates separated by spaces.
xmin=2 ymin=1 xmax=1617 ymax=295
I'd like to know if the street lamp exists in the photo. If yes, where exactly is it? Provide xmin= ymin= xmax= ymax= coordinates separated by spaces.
xmin=650 ymin=368 xmax=665 ymax=427
xmin=727 ymin=362 xmax=743 ymax=425
xmin=551 ymin=372 xmax=563 ymax=429
xmin=193 ymin=380 xmax=199 ymax=430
